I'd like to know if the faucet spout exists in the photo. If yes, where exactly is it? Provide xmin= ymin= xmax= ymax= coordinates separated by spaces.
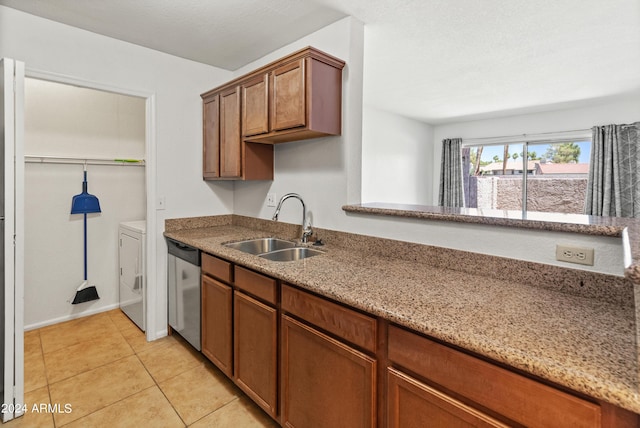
xmin=271 ymin=193 xmax=313 ymax=243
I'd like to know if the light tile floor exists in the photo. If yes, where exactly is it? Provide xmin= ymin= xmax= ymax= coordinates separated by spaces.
xmin=8 ymin=310 xmax=279 ymax=427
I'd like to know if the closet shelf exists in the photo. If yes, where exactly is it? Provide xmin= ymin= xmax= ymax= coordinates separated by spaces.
xmin=24 ymin=155 xmax=145 ymax=166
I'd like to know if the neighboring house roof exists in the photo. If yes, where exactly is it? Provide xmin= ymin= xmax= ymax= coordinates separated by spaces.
xmin=480 ymin=161 xmax=537 ymax=172
xmin=479 ymin=161 xmax=590 ymax=175
xmin=535 ymin=163 xmax=590 ymax=174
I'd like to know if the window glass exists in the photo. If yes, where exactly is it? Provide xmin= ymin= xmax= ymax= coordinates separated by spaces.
xmin=464 ymin=141 xmax=591 ymax=214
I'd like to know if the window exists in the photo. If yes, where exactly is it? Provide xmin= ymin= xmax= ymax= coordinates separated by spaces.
xmin=463 ymin=139 xmax=591 ymax=214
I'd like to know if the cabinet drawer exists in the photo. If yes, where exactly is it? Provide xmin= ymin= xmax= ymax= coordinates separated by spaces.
xmin=388 ymin=325 xmax=601 ymax=428
xmin=234 ymin=266 xmax=277 ymax=305
xmin=201 ymin=253 xmax=232 ymax=283
xmin=281 ymin=284 xmax=376 ymax=353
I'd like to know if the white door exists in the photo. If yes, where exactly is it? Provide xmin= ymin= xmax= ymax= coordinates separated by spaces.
xmin=0 ymin=58 xmax=25 ymax=423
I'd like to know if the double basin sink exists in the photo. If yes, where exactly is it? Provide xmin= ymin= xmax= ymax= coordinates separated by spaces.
xmin=224 ymin=238 xmax=323 ymax=262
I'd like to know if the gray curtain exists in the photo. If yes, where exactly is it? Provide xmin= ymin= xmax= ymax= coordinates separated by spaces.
xmin=438 ymin=138 xmax=464 ymax=207
xmin=585 ymin=122 xmax=640 ymax=217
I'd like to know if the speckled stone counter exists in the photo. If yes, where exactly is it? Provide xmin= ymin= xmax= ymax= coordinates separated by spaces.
xmin=165 ymin=215 xmax=640 ymax=414
xmin=342 ymin=202 xmax=640 ymax=284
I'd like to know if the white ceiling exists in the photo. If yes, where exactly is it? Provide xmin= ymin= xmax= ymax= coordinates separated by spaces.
xmin=2 ymin=0 xmax=639 ymax=124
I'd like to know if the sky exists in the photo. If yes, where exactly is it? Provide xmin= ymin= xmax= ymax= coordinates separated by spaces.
xmin=475 ymin=141 xmax=591 ymax=164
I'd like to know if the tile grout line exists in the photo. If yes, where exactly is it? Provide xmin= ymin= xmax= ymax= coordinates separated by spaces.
xmin=55 ymin=385 xmax=161 ymax=428
xmin=40 ymin=312 xmax=142 ymax=387
xmin=35 ymin=312 xmax=142 ymax=427
xmin=143 ymin=355 xmax=189 ymax=428
xmin=37 ymin=330 xmax=57 ymax=428
xmin=187 ymin=396 xmax=241 ymax=427
xmin=28 ymin=311 xmax=256 ymax=428
xmin=42 ymin=345 xmax=136 ymax=386
xmin=114 ymin=312 xmax=189 ymax=427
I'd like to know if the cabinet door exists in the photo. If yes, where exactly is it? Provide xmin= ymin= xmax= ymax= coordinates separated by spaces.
xmin=242 ymin=74 xmax=269 ymax=137
xmin=387 ymin=368 xmax=508 ymax=428
xmin=234 ymin=291 xmax=278 ymax=418
xmin=270 ymin=59 xmax=306 ymax=131
xmin=219 ymin=86 xmax=242 ymax=178
xmin=281 ymin=315 xmax=376 ymax=428
xmin=201 ymin=275 xmax=233 ymax=377
xmin=202 ymin=95 xmax=219 ymax=178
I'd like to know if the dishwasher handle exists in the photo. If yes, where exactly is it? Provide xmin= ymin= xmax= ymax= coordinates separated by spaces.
xmin=167 ymin=238 xmax=201 ymax=266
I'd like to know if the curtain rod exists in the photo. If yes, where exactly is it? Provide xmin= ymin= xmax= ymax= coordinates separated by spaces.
xmin=461 ymin=128 xmax=591 ymax=146
xmin=24 ymin=155 xmax=145 ymax=166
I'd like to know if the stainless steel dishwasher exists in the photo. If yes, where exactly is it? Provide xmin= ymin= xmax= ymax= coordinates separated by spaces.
xmin=167 ymin=238 xmax=201 ymax=351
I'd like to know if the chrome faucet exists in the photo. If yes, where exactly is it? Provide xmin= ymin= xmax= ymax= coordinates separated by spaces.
xmin=272 ymin=193 xmax=313 ymax=243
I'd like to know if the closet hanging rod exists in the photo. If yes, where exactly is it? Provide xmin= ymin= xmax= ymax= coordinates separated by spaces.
xmin=24 ymin=155 xmax=145 ymax=166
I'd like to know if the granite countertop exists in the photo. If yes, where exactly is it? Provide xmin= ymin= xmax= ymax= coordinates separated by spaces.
xmin=165 ymin=220 xmax=639 ymax=414
xmin=342 ymin=202 xmax=640 ymax=285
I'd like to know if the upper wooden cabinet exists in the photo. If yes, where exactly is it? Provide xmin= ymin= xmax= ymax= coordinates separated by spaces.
xmin=201 ymin=47 xmax=345 ymax=180
xmin=241 ymin=75 xmax=269 ymax=137
xmin=270 ymin=59 xmax=306 ymax=133
xmin=202 ymin=94 xmax=219 ymax=179
xmin=219 ymin=86 xmax=242 ymax=178
xmin=202 ymin=86 xmax=273 ymax=181
xmin=243 ymin=49 xmax=345 ymax=144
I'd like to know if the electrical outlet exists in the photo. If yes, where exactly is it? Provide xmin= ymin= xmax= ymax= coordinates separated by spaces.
xmin=156 ymin=196 xmax=166 ymax=210
xmin=556 ymin=244 xmax=594 ymax=266
xmin=267 ymin=193 xmax=277 ymax=207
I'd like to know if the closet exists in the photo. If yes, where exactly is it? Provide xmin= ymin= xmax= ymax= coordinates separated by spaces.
xmin=23 ymin=78 xmax=146 ymax=329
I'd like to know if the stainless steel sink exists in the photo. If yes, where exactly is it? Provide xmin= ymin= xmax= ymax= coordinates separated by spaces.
xmin=224 ymin=238 xmax=295 ymax=255
xmin=259 ymin=247 xmax=324 ymax=262
xmin=224 ymin=237 xmax=324 ymax=261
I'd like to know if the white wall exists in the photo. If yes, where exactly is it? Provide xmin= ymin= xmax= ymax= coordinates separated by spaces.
xmin=24 ymin=79 xmax=146 ymax=329
xmin=362 ymin=105 xmax=433 ymax=204
xmin=0 ymin=5 xmax=234 ymax=338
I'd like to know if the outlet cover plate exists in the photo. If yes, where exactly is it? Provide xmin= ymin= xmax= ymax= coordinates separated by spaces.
xmin=267 ymin=193 xmax=277 ymax=207
xmin=556 ymin=244 xmax=594 ymax=266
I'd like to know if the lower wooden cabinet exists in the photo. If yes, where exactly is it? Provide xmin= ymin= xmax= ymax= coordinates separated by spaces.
xmin=281 ymin=314 xmax=376 ymax=428
xmin=197 ymin=252 xmax=638 ymax=428
xmin=234 ymin=291 xmax=278 ymax=418
xmin=387 ymin=325 xmax=607 ymax=428
xmin=201 ymin=275 xmax=233 ymax=377
xmin=387 ymin=367 xmax=508 ymax=428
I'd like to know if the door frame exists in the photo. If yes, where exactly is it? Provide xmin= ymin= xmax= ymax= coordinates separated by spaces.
xmin=2 ymin=57 xmax=25 ymax=423
xmin=24 ymin=68 xmax=158 ymax=341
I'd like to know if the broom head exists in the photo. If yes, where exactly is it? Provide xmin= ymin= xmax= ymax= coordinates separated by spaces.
xmin=72 ymin=285 xmax=100 ymax=304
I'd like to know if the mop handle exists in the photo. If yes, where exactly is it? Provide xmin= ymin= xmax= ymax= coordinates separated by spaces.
xmin=83 ymin=212 xmax=88 ymax=281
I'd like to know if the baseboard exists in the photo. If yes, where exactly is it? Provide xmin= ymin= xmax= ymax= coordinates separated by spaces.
xmin=149 ymin=328 xmax=168 ymax=342
xmin=24 ymin=303 xmax=121 ymax=331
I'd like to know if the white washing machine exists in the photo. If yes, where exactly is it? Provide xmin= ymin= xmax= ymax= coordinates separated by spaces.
xmin=119 ymin=220 xmax=146 ymax=331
